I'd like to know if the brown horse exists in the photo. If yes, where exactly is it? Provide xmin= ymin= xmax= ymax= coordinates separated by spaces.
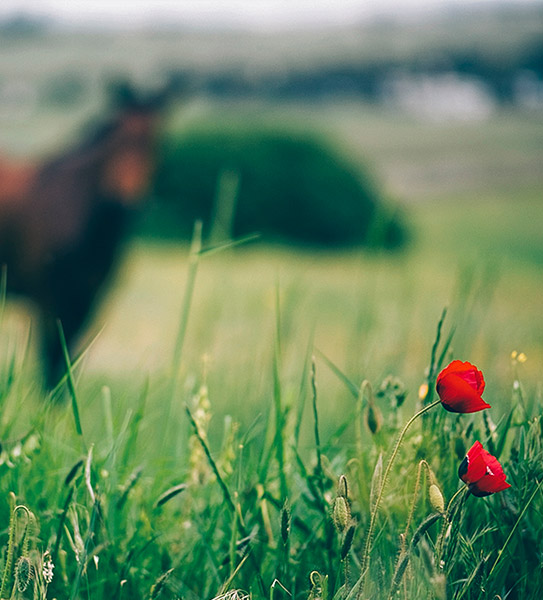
xmin=0 ymin=82 xmax=169 ymax=387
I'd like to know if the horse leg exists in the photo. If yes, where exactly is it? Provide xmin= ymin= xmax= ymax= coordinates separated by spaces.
xmin=39 ymin=281 xmax=98 ymax=390
xmin=39 ymin=311 xmax=64 ymax=390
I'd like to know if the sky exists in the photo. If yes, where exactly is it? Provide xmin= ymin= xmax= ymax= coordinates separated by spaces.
xmin=1 ymin=0 xmax=541 ymax=29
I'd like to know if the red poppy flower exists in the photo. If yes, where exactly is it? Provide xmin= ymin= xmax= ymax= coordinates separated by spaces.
xmin=459 ymin=441 xmax=511 ymax=497
xmin=436 ymin=360 xmax=490 ymax=413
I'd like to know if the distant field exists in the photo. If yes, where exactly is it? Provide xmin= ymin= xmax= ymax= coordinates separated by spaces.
xmin=5 ymin=201 xmax=542 ymax=438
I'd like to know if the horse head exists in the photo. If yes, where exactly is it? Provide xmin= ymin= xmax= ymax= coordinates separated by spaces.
xmin=99 ymin=79 xmax=172 ymax=206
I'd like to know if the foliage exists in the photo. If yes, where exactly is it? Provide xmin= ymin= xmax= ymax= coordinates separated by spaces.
xmin=149 ymin=123 xmax=406 ymax=248
xmin=0 ymin=240 xmax=541 ymax=600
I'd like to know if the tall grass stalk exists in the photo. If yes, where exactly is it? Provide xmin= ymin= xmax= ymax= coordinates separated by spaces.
xmin=169 ymin=220 xmax=202 ymax=402
xmin=272 ymin=283 xmax=288 ymax=502
xmin=69 ymin=500 xmax=100 ymax=600
xmin=185 ymin=403 xmax=266 ymax=596
xmin=311 ymin=357 xmax=325 ymax=507
xmin=293 ymin=335 xmax=314 ymax=449
xmin=311 ymin=357 xmax=336 ymax=580
xmin=387 ymin=512 xmax=442 ymax=600
xmin=401 ymin=459 xmax=435 ymax=554
xmin=57 ymin=320 xmax=85 ymax=448
xmin=486 ymin=479 xmax=542 ymax=582
xmin=422 ymin=307 xmax=453 ymax=404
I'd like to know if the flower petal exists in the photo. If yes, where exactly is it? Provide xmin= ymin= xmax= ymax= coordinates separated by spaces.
xmin=459 ymin=441 xmax=487 ymax=483
xmin=437 ymin=373 xmax=491 ymax=413
xmin=470 ymin=474 xmax=511 ymax=496
xmin=459 ymin=441 xmax=511 ymax=497
xmin=437 ymin=360 xmax=485 ymax=395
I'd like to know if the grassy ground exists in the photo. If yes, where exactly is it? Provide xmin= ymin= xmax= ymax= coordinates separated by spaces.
xmin=1 ymin=227 xmax=542 ymax=598
xmin=1 ymin=103 xmax=542 ymax=599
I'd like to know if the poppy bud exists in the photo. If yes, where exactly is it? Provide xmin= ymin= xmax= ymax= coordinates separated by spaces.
xmin=429 ymin=484 xmax=445 ymax=514
xmin=15 ymin=556 xmax=32 ymax=593
xmin=361 ymin=380 xmax=382 ymax=435
xmin=333 ymin=496 xmax=350 ymax=533
xmin=365 ymin=401 xmax=383 ymax=434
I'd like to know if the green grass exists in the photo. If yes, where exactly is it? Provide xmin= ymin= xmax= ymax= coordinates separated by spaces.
xmin=1 ymin=275 xmax=542 ymax=599
xmin=1 ymin=188 xmax=542 ymax=598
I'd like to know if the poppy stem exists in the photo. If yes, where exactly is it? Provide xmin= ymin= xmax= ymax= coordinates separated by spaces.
xmin=357 ymin=398 xmax=441 ymax=597
xmin=401 ymin=459 xmax=430 ymax=554
xmin=445 ymin=485 xmax=468 ymax=518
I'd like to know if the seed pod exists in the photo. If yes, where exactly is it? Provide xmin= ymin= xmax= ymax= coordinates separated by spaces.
xmin=429 ymin=484 xmax=445 ymax=514
xmin=333 ymin=496 xmax=351 ymax=533
xmin=42 ymin=552 xmax=55 ymax=584
xmin=15 ymin=556 xmax=32 ymax=593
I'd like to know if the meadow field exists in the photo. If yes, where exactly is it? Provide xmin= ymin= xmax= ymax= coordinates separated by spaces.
xmin=1 ymin=94 xmax=542 ymax=600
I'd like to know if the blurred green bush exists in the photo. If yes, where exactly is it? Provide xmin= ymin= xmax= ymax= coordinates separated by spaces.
xmin=147 ymin=123 xmax=407 ymax=248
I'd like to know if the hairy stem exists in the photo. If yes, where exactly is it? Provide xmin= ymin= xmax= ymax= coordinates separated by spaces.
xmin=358 ymin=399 xmax=441 ymax=596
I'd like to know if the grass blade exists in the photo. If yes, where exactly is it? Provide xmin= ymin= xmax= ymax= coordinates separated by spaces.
xmin=57 ymin=320 xmax=85 ymax=446
xmin=487 ymin=480 xmax=542 ymax=582
xmin=170 ymin=220 xmax=202 ymax=386
xmin=198 ymin=233 xmax=260 ymax=256
xmin=185 ymin=403 xmax=266 ymax=596
xmin=273 ymin=282 xmax=288 ymax=501
xmin=293 ymin=333 xmax=315 ymax=449
xmin=155 ymin=484 xmax=188 ymax=508
xmin=316 ymin=350 xmax=359 ymax=399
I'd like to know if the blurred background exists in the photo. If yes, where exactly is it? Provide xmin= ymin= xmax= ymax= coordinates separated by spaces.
xmin=0 ymin=0 xmax=542 ymax=420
